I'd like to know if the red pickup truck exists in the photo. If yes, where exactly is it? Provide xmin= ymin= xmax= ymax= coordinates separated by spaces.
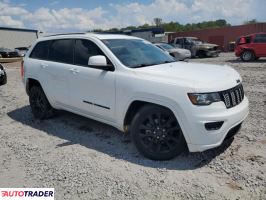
xmin=235 ymin=32 xmax=266 ymax=61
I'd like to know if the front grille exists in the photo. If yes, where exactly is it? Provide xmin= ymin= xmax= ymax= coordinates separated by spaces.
xmin=220 ymin=84 xmax=244 ymax=109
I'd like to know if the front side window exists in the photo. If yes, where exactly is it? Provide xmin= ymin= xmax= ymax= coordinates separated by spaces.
xmin=30 ymin=41 xmax=50 ymax=60
xmin=102 ymin=39 xmax=175 ymax=68
xmin=175 ymin=39 xmax=180 ymax=44
xmin=74 ymin=39 xmax=104 ymax=66
xmin=49 ymin=39 xmax=74 ymax=64
xmin=254 ymin=34 xmax=266 ymax=43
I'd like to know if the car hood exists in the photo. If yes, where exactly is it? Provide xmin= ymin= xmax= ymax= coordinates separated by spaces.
xmin=168 ymin=48 xmax=191 ymax=54
xmin=133 ymin=62 xmax=241 ymax=92
xmin=197 ymin=43 xmax=219 ymax=48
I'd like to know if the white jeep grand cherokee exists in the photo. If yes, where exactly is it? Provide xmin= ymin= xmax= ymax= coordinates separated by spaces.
xmin=22 ymin=33 xmax=249 ymax=160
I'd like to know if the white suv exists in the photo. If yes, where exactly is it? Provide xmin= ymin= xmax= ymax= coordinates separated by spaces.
xmin=22 ymin=33 xmax=249 ymax=160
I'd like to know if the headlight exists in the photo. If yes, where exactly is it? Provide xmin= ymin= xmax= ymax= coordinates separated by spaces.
xmin=188 ymin=92 xmax=221 ymax=105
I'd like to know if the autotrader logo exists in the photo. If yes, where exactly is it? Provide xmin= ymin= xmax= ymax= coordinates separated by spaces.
xmin=0 ymin=188 xmax=54 ymax=200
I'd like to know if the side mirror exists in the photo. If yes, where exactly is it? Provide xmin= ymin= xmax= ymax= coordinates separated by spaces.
xmin=88 ymin=55 xmax=114 ymax=71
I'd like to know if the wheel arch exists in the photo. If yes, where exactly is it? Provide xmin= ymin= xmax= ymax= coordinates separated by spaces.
xmin=241 ymin=48 xmax=255 ymax=53
xmin=122 ymin=97 xmax=191 ymax=144
xmin=26 ymin=78 xmax=42 ymax=95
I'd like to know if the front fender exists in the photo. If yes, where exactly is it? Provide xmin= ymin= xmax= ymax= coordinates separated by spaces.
xmin=118 ymin=93 xmax=192 ymax=144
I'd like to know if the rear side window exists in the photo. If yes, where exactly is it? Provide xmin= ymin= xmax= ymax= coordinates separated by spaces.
xmin=30 ymin=41 xmax=49 ymax=60
xmin=245 ymin=36 xmax=251 ymax=44
xmin=49 ymin=39 xmax=74 ymax=64
xmin=74 ymin=39 xmax=104 ymax=66
xmin=254 ymin=34 xmax=266 ymax=43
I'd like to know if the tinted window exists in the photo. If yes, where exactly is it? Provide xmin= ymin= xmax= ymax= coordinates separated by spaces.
xmin=30 ymin=41 xmax=49 ymax=60
xmin=49 ymin=39 xmax=74 ymax=64
xmin=254 ymin=34 xmax=266 ymax=43
xmin=74 ymin=40 xmax=104 ymax=66
xmin=245 ymin=36 xmax=251 ymax=44
xmin=175 ymin=39 xmax=181 ymax=44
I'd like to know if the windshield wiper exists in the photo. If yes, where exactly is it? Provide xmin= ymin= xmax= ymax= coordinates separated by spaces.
xmin=131 ymin=61 xmax=176 ymax=68
xmin=163 ymin=60 xmax=176 ymax=63
xmin=131 ymin=63 xmax=154 ymax=68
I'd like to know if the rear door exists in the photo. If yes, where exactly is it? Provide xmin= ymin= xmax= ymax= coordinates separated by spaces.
xmin=47 ymin=39 xmax=75 ymax=106
xmin=40 ymin=39 xmax=74 ymax=106
xmin=68 ymin=39 xmax=116 ymax=121
xmin=253 ymin=34 xmax=266 ymax=56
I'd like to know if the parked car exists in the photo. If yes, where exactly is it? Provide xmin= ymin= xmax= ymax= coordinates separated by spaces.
xmin=235 ymin=32 xmax=266 ymax=62
xmin=154 ymin=43 xmax=191 ymax=61
xmin=170 ymin=37 xmax=221 ymax=58
xmin=15 ymin=47 xmax=29 ymax=57
xmin=22 ymin=33 xmax=248 ymax=160
xmin=0 ymin=64 xmax=7 ymax=86
xmin=0 ymin=48 xmax=20 ymax=58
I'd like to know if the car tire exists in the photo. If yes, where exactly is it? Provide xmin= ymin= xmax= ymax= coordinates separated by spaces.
xmin=197 ymin=50 xmax=206 ymax=58
xmin=130 ymin=105 xmax=187 ymax=160
xmin=240 ymin=50 xmax=255 ymax=62
xmin=29 ymin=86 xmax=55 ymax=120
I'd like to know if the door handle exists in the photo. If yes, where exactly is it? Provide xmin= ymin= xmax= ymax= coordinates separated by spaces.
xmin=40 ymin=63 xmax=48 ymax=69
xmin=69 ymin=68 xmax=79 ymax=74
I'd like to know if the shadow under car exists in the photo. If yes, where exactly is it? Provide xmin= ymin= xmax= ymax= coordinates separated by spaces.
xmin=7 ymin=105 xmax=235 ymax=170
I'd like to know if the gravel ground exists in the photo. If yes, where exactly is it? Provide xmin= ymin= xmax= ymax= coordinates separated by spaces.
xmin=0 ymin=53 xmax=265 ymax=200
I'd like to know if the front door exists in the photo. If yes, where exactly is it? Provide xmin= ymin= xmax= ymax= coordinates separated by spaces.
xmin=68 ymin=39 xmax=116 ymax=121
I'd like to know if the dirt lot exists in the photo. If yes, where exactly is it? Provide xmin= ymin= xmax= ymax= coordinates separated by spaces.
xmin=0 ymin=53 xmax=265 ymax=200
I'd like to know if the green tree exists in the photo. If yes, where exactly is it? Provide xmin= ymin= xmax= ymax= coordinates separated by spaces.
xmin=243 ymin=19 xmax=258 ymax=24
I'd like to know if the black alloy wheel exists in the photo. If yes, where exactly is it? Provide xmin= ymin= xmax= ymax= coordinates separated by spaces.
xmin=130 ymin=105 xmax=186 ymax=160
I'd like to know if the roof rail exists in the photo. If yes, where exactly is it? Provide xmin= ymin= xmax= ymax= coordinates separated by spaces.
xmin=43 ymin=32 xmax=86 ymax=37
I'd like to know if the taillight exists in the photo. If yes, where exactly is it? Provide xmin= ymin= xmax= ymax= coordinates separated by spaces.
xmin=21 ymin=60 xmax=24 ymax=78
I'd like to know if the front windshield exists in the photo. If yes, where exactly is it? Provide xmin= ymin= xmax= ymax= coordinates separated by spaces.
xmin=102 ymin=39 xmax=175 ymax=68
xmin=158 ymin=43 xmax=175 ymax=50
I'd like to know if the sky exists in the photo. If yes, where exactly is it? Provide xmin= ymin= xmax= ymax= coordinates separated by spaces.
xmin=0 ymin=0 xmax=265 ymax=33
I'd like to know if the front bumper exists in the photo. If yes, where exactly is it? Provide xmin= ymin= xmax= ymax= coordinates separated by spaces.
xmin=183 ymin=96 xmax=249 ymax=152
xmin=206 ymin=50 xmax=221 ymax=57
